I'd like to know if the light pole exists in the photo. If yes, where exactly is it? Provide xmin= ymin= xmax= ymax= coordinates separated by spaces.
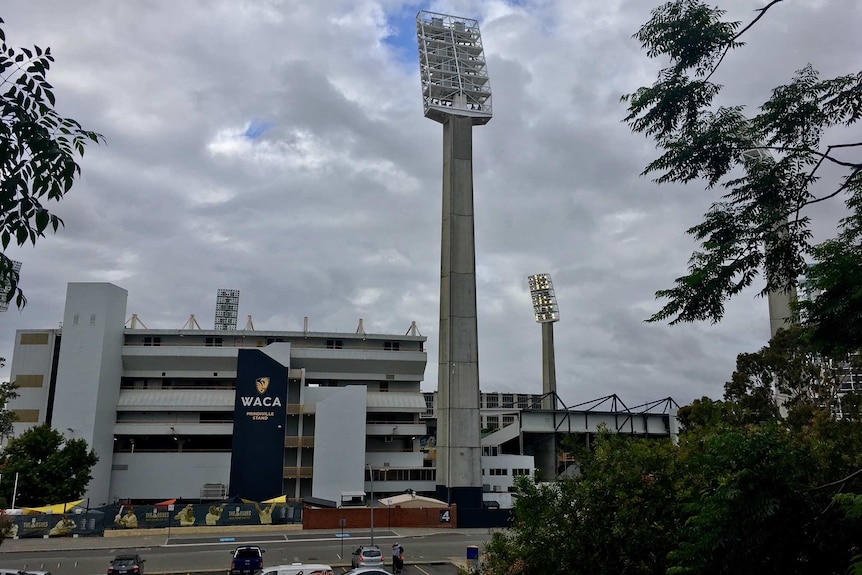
xmin=367 ymin=464 xmax=375 ymax=546
xmin=527 ymin=274 xmax=560 ymax=482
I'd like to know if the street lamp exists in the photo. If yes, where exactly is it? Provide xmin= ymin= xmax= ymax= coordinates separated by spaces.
xmin=367 ymin=464 xmax=375 ymax=546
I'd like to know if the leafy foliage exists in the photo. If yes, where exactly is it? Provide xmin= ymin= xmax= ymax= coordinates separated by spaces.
xmin=484 ymin=353 xmax=862 ymax=575
xmin=0 ymin=17 xmax=103 ymax=307
xmin=0 ymin=424 xmax=98 ymax=507
xmin=0 ymin=357 xmax=18 ymax=441
xmin=622 ymin=1 xmax=862 ymax=347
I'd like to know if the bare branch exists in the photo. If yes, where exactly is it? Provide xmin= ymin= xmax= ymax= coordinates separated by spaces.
xmin=703 ymin=0 xmax=786 ymax=83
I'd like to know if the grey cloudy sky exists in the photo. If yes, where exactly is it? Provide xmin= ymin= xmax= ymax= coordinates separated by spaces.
xmin=1 ymin=0 xmax=858 ymax=408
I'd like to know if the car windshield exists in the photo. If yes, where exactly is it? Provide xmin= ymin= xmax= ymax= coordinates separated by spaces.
xmin=362 ymin=550 xmax=381 ymax=558
xmin=112 ymin=560 xmax=137 ymax=567
xmin=236 ymin=549 xmax=261 ymax=559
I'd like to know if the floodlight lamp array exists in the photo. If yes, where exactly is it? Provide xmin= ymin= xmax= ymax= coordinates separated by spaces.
xmin=215 ymin=288 xmax=240 ymax=331
xmin=416 ymin=10 xmax=492 ymax=125
xmin=527 ymin=274 xmax=559 ymax=323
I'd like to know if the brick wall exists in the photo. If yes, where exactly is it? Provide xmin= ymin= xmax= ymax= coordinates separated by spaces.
xmin=303 ymin=504 xmax=457 ymax=530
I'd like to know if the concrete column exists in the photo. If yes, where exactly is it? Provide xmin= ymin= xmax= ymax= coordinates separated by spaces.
xmin=436 ymin=115 xmax=482 ymax=509
xmin=768 ymin=287 xmax=796 ymax=339
xmin=541 ymin=322 xmax=557 ymax=409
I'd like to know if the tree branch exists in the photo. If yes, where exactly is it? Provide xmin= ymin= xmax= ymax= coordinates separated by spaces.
xmin=703 ymin=0 xmax=786 ymax=84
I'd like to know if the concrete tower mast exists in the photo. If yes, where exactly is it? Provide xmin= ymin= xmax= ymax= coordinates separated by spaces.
xmin=416 ymin=11 xmax=492 ymax=510
xmin=527 ymin=273 xmax=560 ymax=481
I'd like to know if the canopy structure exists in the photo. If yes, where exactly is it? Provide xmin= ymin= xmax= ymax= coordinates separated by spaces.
xmin=378 ymin=494 xmax=448 ymax=508
xmin=262 ymin=495 xmax=287 ymax=504
xmin=21 ymin=499 xmax=85 ymax=515
xmin=153 ymin=498 xmax=177 ymax=509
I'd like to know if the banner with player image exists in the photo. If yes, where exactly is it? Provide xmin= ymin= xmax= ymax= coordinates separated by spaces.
xmin=8 ymin=512 xmax=106 ymax=538
xmin=107 ymin=502 xmax=302 ymax=529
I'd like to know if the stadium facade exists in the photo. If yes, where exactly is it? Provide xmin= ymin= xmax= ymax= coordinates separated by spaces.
xmin=7 ymin=282 xmax=430 ymax=507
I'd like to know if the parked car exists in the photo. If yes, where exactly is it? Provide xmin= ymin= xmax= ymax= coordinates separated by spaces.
xmin=343 ymin=568 xmax=393 ymax=575
xmin=260 ymin=563 xmax=334 ymax=575
xmin=230 ymin=545 xmax=265 ymax=575
xmin=351 ymin=546 xmax=385 ymax=568
xmin=0 ymin=571 xmax=53 ymax=575
xmin=108 ymin=554 xmax=146 ymax=575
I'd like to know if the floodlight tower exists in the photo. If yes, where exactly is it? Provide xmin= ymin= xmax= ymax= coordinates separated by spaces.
xmin=527 ymin=274 xmax=559 ymax=409
xmin=417 ymin=11 xmax=492 ymax=510
xmin=739 ymin=144 xmax=798 ymax=338
xmin=215 ymin=289 xmax=240 ymax=331
xmin=527 ymin=274 xmax=560 ymax=481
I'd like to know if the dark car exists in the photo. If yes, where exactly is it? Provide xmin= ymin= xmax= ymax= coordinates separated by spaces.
xmin=351 ymin=546 xmax=385 ymax=568
xmin=230 ymin=545 xmax=265 ymax=575
xmin=108 ymin=554 xmax=146 ymax=575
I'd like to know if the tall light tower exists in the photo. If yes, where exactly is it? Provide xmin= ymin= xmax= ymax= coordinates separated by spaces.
xmin=527 ymin=273 xmax=559 ymax=481
xmin=417 ymin=11 xmax=492 ymax=510
xmin=527 ymin=274 xmax=559 ymax=409
xmin=739 ymin=144 xmax=798 ymax=338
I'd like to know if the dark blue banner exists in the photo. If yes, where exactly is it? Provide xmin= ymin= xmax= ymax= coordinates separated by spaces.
xmin=9 ymin=512 xmax=106 ymax=538
xmin=229 ymin=349 xmax=289 ymax=501
xmin=107 ymin=503 xmax=301 ymax=529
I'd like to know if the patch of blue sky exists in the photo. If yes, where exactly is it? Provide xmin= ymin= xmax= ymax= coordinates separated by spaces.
xmin=382 ymin=2 xmax=427 ymax=65
xmin=243 ymin=120 xmax=275 ymax=140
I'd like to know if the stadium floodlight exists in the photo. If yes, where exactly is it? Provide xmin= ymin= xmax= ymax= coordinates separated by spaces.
xmin=417 ymin=9 xmax=492 ymax=509
xmin=416 ymin=11 xmax=492 ymax=124
xmin=215 ymin=289 xmax=240 ymax=331
xmin=528 ymin=274 xmax=560 ymax=323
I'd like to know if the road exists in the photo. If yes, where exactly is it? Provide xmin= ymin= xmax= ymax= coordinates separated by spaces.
xmin=0 ymin=529 xmax=492 ymax=575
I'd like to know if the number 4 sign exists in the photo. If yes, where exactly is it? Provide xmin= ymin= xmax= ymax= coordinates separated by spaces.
xmin=439 ymin=509 xmax=451 ymax=523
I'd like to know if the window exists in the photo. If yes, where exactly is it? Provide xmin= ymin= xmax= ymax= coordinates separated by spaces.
xmin=517 ymin=394 xmax=528 ymax=408
xmin=20 ymin=332 xmax=49 ymax=345
xmin=205 ymin=337 xmax=223 ymax=347
xmin=384 ymin=341 xmax=400 ymax=351
xmin=489 ymin=468 xmax=508 ymax=476
xmin=379 ymin=382 xmax=389 ymax=392
xmin=513 ymin=468 xmax=531 ymax=477
xmin=485 ymin=394 xmax=499 ymax=408
xmin=15 ymin=375 xmax=44 ymax=388
xmin=326 ymin=339 xmax=343 ymax=349
xmin=502 ymin=394 xmax=514 ymax=408
xmin=90 ymin=313 xmax=97 ymax=325
xmin=503 ymin=415 xmax=516 ymax=426
xmin=486 ymin=415 xmax=499 ymax=430
xmin=143 ymin=336 xmax=161 ymax=347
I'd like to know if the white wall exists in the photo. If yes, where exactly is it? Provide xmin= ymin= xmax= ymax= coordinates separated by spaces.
xmin=306 ymin=385 xmax=366 ymax=504
xmin=52 ymin=283 xmax=128 ymax=506
xmin=110 ymin=452 xmax=231 ymax=500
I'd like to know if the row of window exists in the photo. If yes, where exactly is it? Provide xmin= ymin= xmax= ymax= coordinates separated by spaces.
xmin=484 ymin=468 xmax=532 ymax=477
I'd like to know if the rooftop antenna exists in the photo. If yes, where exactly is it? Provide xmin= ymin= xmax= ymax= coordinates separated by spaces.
xmin=125 ymin=314 xmax=148 ymax=329
xmin=405 ymin=321 xmax=421 ymax=336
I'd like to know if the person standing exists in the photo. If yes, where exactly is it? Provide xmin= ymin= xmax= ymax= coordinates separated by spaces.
xmin=392 ymin=542 xmax=404 ymax=573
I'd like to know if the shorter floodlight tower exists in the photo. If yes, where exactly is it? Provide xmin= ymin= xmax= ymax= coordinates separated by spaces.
xmin=527 ymin=274 xmax=560 ymax=482
xmin=528 ymin=274 xmax=559 ymax=409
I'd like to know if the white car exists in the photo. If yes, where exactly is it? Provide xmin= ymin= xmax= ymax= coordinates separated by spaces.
xmin=260 ymin=563 xmax=334 ymax=575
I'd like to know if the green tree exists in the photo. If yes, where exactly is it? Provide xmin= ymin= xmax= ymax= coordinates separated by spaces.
xmin=622 ymin=0 xmax=862 ymax=355
xmin=0 ymin=424 xmax=98 ymax=507
xmin=0 ymin=357 xmax=18 ymax=441
xmin=0 ymin=16 xmax=103 ymax=308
